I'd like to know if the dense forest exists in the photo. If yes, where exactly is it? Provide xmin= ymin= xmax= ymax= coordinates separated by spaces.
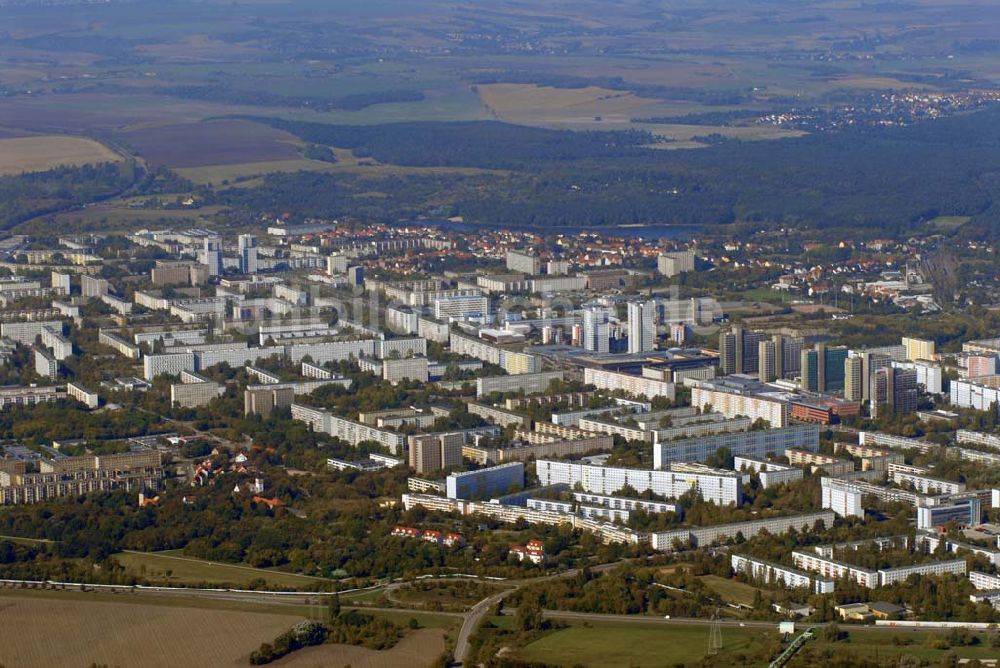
xmin=236 ymin=105 xmax=1000 ymax=233
xmin=0 ymin=162 xmax=137 ymax=230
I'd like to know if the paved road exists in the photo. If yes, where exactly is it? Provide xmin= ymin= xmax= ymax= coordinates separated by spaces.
xmin=453 ymin=588 xmax=516 ymax=667
xmin=451 ymin=560 xmax=624 ymax=666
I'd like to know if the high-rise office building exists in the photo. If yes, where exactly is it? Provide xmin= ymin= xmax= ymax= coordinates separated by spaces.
xmin=720 ymin=331 xmax=738 ymax=376
xmin=758 ymin=340 xmax=777 ymax=383
xmin=347 ymin=265 xmax=365 ymax=287
xmin=201 ymin=237 xmax=222 ymax=277
xmin=719 ymin=326 xmax=768 ymax=375
xmin=823 ymin=345 xmax=848 ymax=393
xmin=782 ymin=336 xmax=804 ymax=379
xmin=583 ymin=307 xmax=610 ymax=353
xmin=238 ymin=234 xmax=258 ymax=274
xmin=801 ymin=348 xmax=820 ymax=392
xmin=871 ymin=367 xmax=918 ymax=418
xmin=844 ymin=356 xmax=864 ymax=401
xmin=854 ymin=351 xmax=892 ymax=402
xmin=800 ymin=344 xmax=848 ymax=393
xmin=627 ymin=301 xmax=656 ymax=354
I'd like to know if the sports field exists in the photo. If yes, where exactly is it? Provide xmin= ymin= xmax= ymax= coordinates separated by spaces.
xmin=0 ymin=135 xmax=121 ymax=175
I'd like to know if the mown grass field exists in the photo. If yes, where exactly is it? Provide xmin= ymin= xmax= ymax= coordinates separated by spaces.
xmin=698 ymin=575 xmax=763 ymax=608
xmin=0 ymin=135 xmax=121 ymax=175
xmin=790 ymin=627 xmax=1000 ymax=665
xmin=113 ymin=549 xmax=332 ymax=589
xmin=517 ymin=620 xmax=773 ymax=667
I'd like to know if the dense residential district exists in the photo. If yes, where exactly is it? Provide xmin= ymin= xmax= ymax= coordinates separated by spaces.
xmin=4 ymin=222 xmax=1000 ymax=665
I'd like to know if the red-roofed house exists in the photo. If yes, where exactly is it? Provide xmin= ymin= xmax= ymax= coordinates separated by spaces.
xmin=443 ymin=533 xmax=466 ymax=547
xmin=392 ymin=526 xmax=421 ymax=539
xmin=252 ymin=496 xmax=285 ymax=509
xmin=510 ymin=545 xmax=544 ymax=564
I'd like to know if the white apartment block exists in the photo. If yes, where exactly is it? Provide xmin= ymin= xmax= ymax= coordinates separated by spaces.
xmin=731 ymin=554 xmax=836 ymax=594
xmin=97 ymin=329 xmax=142 ymax=360
xmin=0 ymin=385 xmax=64 ymax=409
xmin=858 ymin=431 xmax=939 ymax=455
xmin=888 ymin=465 xmax=965 ymax=496
xmin=0 ymin=320 xmax=64 ymax=345
xmin=170 ymin=371 xmax=223 ymax=408
xmin=290 ymin=404 xmax=406 ymax=454
xmin=382 ymin=357 xmax=429 ymax=385
xmin=301 ymin=361 xmax=333 ymax=379
xmin=650 ymin=511 xmax=834 ymax=552
xmin=81 ymin=275 xmax=110 ymax=298
xmin=627 ymin=301 xmax=656 ymax=354
xmin=506 ymin=250 xmax=541 ymax=275
xmin=734 ymin=456 xmax=804 ymax=489
xmin=792 ymin=551 xmax=879 ymax=588
xmin=950 ymin=377 xmax=1000 ymax=413
xmin=821 ymin=477 xmax=865 ymax=518
xmin=657 ymin=250 xmax=695 ymax=277
xmin=40 ymin=326 xmax=72 ymax=360
xmin=418 ymin=317 xmax=450 ymax=343
xmin=691 ymin=384 xmax=789 ymax=427
xmin=286 ymin=339 xmax=376 ymax=364
xmin=434 ymin=293 xmax=489 ymax=321
xmin=386 ymin=306 xmax=419 ymax=334
xmin=51 ymin=272 xmax=71 ymax=293
xmin=970 ymin=571 xmax=1000 ymax=590
xmin=536 ymin=459 xmax=742 ymax=506
xmin=879 ymin=559 xmax=967 ymax=586
xmin=100 ymin=294 xmax=132 ymax=315
xmin=476 ymin=371 xmax=563 ymax=398
xmin=528 ymin=276 xmax=588 ymax=293
xmin=572 ymin=492 xmax=678 ymax=515
xmin=377 ymin=337 xmax=427 ymax=360
xmin=33 ymin=347 xmax=58 ymax=379
xmin=143 ymin=352 xmax=197 ymax=380
xmin=67 ymin=382 xmax=99 ymax=409
xmin=956 ymin=430 xmax=1000 ymax=452
xmin=451 ymin=331 xmax=501 ymax=365
xmin=584 ymin=367 xmax=675 ymax=400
